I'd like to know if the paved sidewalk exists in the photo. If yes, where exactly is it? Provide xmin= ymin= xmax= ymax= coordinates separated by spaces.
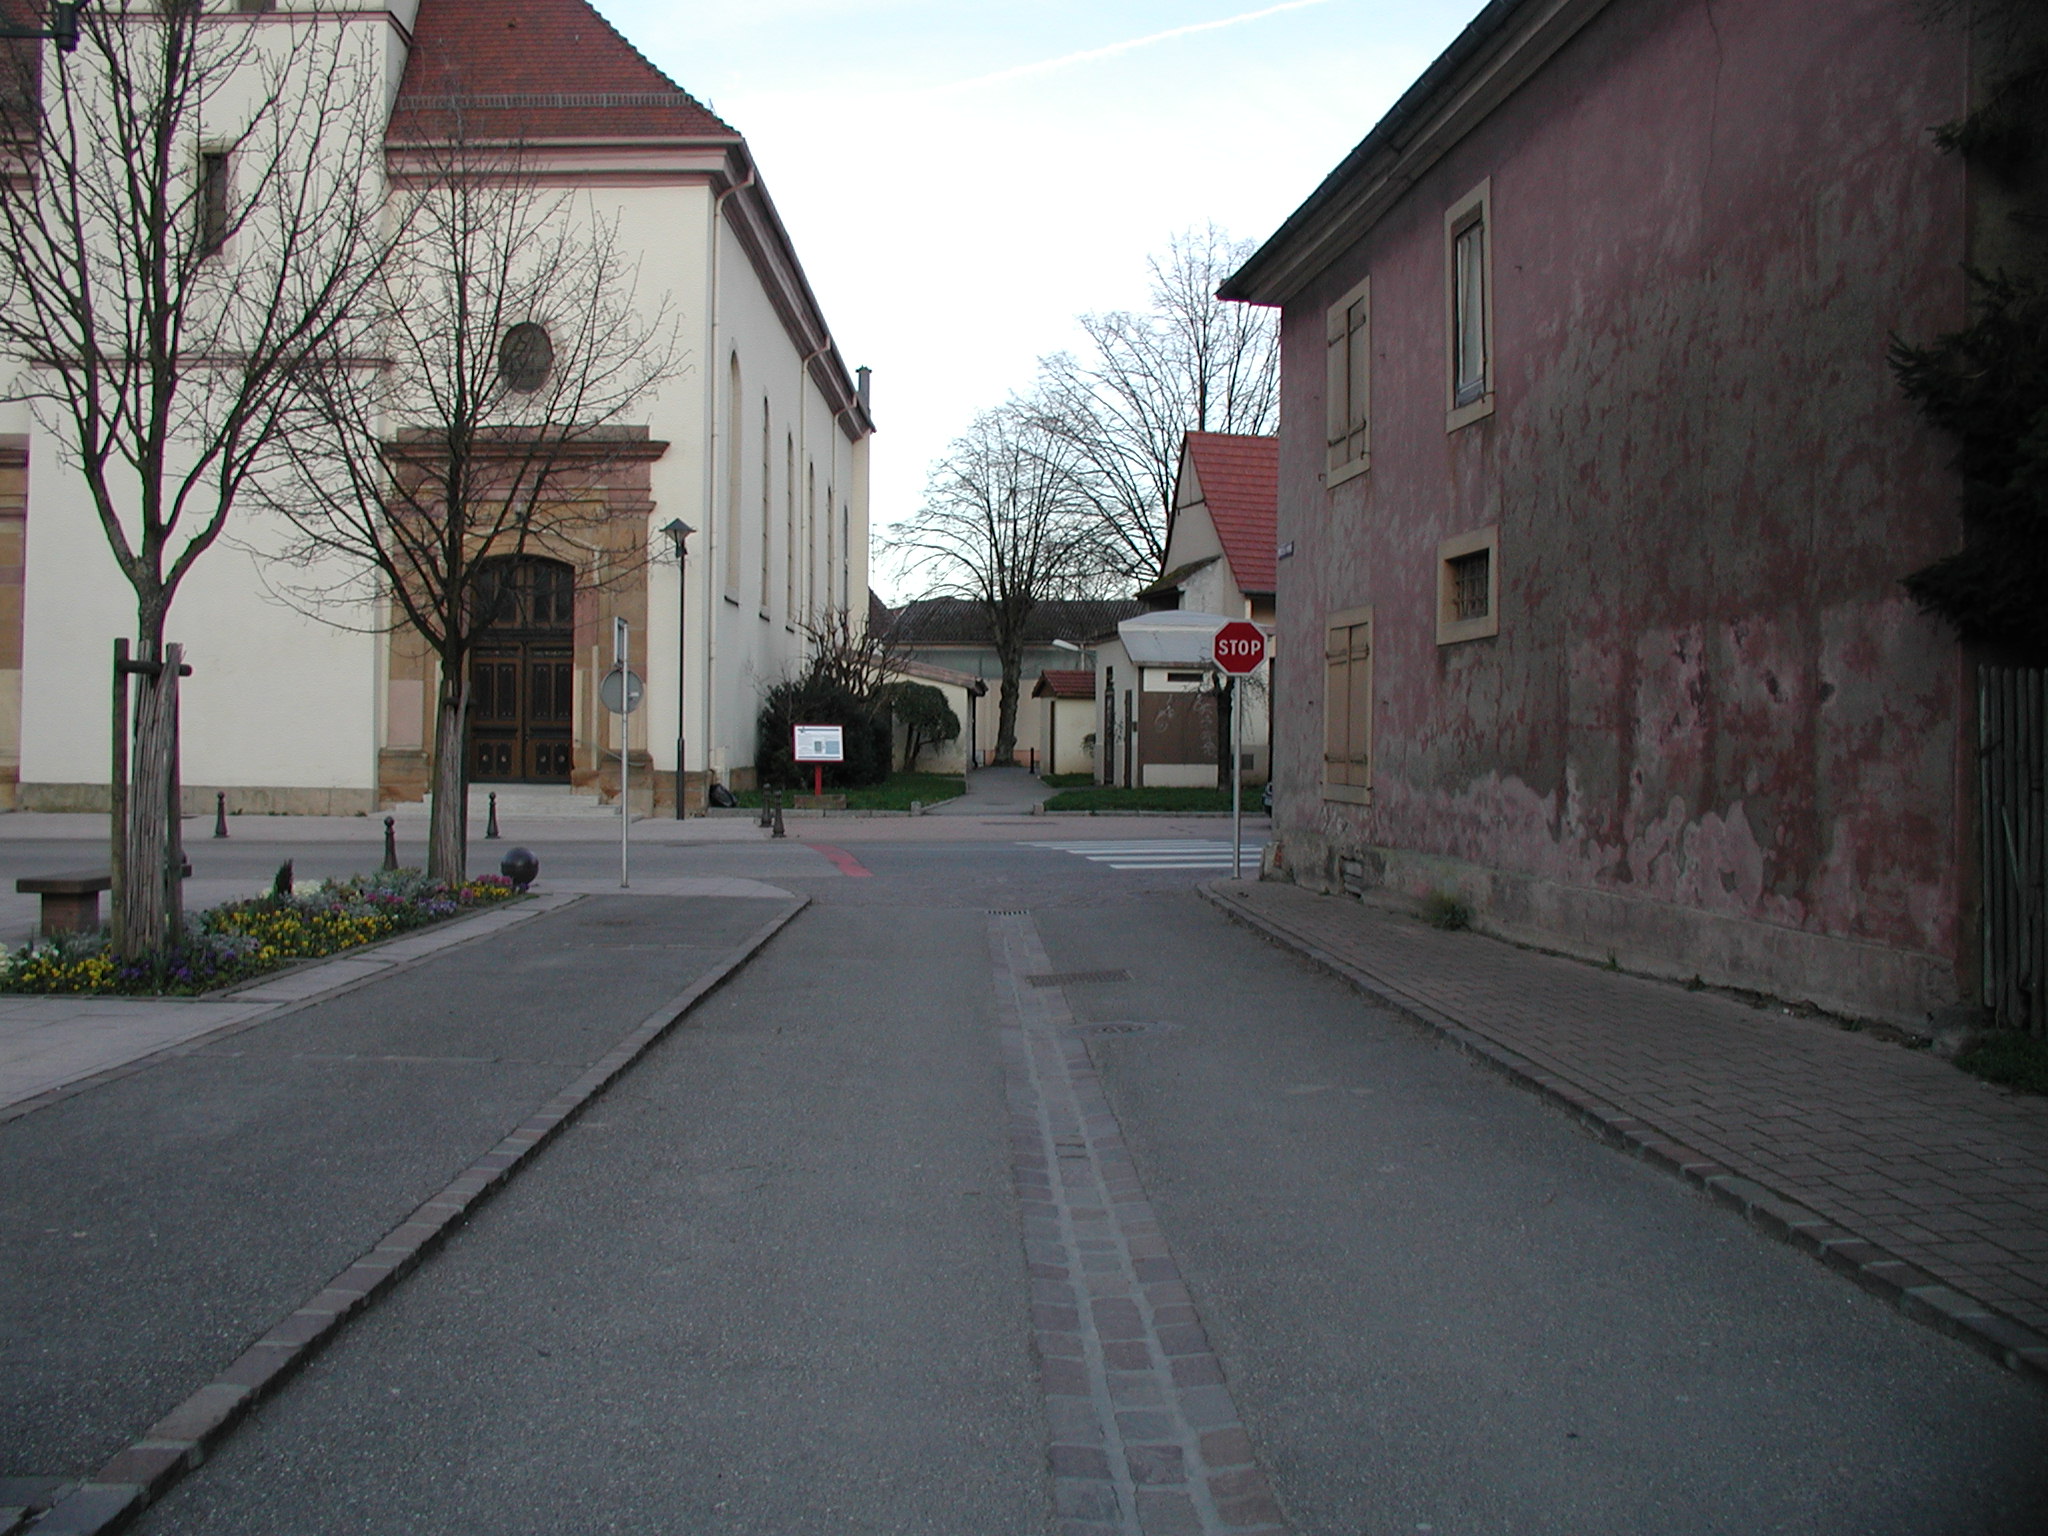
xmin=1 ymin=891 xmax=803 ymax=1535
xmin=1203 ymin=879 xmax=2048 ymax=1384
xmin=927 ymin=764 xmax=1058 ymax=816
xmin=0 ymin=895 xmax=577 ymax=1117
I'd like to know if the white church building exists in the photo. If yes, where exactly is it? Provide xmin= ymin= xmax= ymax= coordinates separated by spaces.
xmin=2 ymin=0 xmax=871 ymax=815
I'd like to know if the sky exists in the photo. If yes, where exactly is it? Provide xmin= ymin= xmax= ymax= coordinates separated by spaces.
xmin=590 ymin=0 xmax=1493 ymax=599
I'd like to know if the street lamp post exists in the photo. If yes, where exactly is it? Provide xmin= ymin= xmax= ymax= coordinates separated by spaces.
xmin=661 ymin=519 xmax=695 ymax=819
xmin=0 ymin=0 xmax=83 ymax=52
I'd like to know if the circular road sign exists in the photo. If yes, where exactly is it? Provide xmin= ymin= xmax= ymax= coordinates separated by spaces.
xmin=1212 ymin=620 xmax=1267 ymax=676
xmin=599 ymin=665 xmax=644 ymax=714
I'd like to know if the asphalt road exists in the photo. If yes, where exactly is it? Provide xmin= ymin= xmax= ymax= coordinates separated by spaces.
xmin=82 ymin=830 xmax=2046 ymax=1535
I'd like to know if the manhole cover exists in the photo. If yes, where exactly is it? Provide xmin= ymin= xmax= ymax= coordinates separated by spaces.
xmin=1027 ymin=969 xmax=1132 ymax=988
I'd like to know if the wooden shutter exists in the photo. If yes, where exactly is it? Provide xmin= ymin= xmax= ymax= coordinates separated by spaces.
xmin=1323 ymin=613 xmax=1372 ymax=796
xmin=1325 ymin=280 xmax=1369 ymax=475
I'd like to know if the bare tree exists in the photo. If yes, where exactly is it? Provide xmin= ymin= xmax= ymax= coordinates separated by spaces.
xmin=0 ymin=3 xmax=389 ymax=955
xmin=890 ymin=404 xmax=1094 ymax=763
xmin=1030 ymin=224 xmax=1279 ymax=584
xmin=258 ymin=122 xmax=684 ymax=881
xmin=802 ymin=602 xmax=902 ymax=704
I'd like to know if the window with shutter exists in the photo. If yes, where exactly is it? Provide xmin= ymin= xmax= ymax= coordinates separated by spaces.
xmin=1324 ymin=276 xmax=1370 ymax=483
xmin=1444 ymin=180 xmax=1495 ymax=430
xmin=1322 ymin=607 xmax=1373 ymax=805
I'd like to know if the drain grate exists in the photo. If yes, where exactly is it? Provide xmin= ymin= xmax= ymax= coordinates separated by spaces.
xmin=1070 ymin=1019 xmax=1178 ymax=1038
xmin=987 ymin=908 xmax=1030 ymax=916
xmin=1028 ymin=969 xmax=1132 ymax=988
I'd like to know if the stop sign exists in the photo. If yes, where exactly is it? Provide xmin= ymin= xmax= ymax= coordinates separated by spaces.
xmin=1212 ymin=620 xmax=1267 ymax=675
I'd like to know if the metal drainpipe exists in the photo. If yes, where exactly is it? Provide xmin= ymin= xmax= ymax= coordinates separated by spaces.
xmin=700 ymin=161 xmax=754 ymax=791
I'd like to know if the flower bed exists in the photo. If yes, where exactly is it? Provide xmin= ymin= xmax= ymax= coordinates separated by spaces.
xmin=0 ymin=870 xmax=518 ymax=997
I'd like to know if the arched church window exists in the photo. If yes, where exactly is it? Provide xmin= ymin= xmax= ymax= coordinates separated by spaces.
xmin=498 ymin=322 xmax=553 ymax=392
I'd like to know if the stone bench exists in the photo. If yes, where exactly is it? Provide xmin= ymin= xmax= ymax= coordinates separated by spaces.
xmin=17 ymin=861 xmax=191 ymax=937
xmin=17 ymin=872 xmax=113 ymax=936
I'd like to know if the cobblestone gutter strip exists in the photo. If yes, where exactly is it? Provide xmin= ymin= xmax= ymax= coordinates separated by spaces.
xmin=1199 ymin=882 xmax=2048 ymax=1394
xmin=992 ymin=912 xmax=1289 ymax=1536
xmin=20 ymin=896 xmax=810 ymax=1536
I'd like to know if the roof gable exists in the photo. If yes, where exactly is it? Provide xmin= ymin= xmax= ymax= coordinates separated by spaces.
xmin=390 ymin=0 xmax=737 ymax=142
xmin=884 ymin=598 xmax=1143 ymax=648
xmin=1033 ymin=669 xmax=1097 ymax=701
xmin=1179 ymin=433 xmax=1278 ymax=596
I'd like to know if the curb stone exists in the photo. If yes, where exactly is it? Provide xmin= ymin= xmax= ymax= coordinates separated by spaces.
xmin=20 ymin=896 xmax=810 ymax=1536
xmin=1198 ymin=880 xmax=2048 ymax=1393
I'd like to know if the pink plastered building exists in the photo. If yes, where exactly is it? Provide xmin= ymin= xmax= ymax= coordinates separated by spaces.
xmin=1222 ymin=0 xmax=2018 ymax=1025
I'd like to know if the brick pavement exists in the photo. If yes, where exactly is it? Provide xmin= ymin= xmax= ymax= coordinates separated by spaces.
xmin=992 ymin=911 xmax=1289 ymax=1536
xmin=1203 ymin=879 xmax=2048 ymax=1384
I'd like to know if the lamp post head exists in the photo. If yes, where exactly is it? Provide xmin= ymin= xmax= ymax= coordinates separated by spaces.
xmin=660 ymin=519 xmax=695 ymax=561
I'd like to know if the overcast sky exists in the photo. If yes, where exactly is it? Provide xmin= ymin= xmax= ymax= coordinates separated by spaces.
xmin=591 ymin=0 xmax=1491 ymax=599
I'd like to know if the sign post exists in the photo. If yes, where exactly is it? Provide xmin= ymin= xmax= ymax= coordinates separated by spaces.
xmin=1212 ymin=620 xmax=1268 ymax=880
xmin=601 ymin=618 xmax=645 ymax=887
xmin=792 ymin=723 xmax=845 ymax=800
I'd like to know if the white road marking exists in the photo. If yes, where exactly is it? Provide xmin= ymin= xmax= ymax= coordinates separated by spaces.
xmin=1024 ymin=839 xmax=1266 ymax=872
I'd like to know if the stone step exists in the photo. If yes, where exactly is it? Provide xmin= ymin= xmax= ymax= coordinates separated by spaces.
xmin=386 ymin=787 xmax=618 ymax=820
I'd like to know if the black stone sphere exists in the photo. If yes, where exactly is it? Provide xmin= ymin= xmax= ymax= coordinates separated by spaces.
xmin=499 ymin=846 xmax=539 ymax=891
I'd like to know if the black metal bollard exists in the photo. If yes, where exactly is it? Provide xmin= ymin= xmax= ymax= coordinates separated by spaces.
xmin=382 ymin=815 xmax=398 ymax=872
xmin=485 ymin=792 xmax=500 ymax=840
xmin=758 ymin=789 xmax=771 ymax=829
xmin=770 ymin=786 xmax=786 ymax=839
xmin=213 ymin=791 xmax=228 ymax=839
xmin=500 ymin=845 xmax=539 ymax=891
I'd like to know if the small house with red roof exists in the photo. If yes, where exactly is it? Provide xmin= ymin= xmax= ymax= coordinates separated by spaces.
xmin=4 ymin=0 xmax=873 ymax=821
xmin=1093 ymin=433 xmax=1277 ymax=788
xmin=1031 ymin=669 xmax=1097 ymax=777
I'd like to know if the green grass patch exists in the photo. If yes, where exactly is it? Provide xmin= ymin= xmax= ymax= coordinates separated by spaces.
xmin=1954 ymin=1030 xmax=2048 ymax=1095
xmin=736 ymin=771 xmax=966 ymax=812
xmin=1044 ymin=786 xmax=1238 ymax=813
xmin=1420 ymin=891 xmax=1472 ymax=930
xmin=1041 ymin=772 xmax=1095 ymax=788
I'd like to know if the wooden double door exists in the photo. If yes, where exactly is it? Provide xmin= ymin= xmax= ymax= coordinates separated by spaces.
xmin=468 ymin=557 xmax=576 ymax=783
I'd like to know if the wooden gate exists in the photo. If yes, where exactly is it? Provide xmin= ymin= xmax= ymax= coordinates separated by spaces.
xmin=1981 ymin=665 xmax=2046 ymax=1035
xmin=468 ymin=558 xmax=576 ymax=784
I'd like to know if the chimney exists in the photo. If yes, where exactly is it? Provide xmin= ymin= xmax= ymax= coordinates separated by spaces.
xmin=856 ymin=365 xmax=871 ymax=413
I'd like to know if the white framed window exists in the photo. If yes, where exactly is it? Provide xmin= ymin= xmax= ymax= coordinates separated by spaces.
xmin=1445 ymin=180 xmax=1494 ymax=430
xmin=1436 ymin=525 xmax=1500 ymax=645
xmin=723 ymin=356 xmax=743 ymax=598
xmin=783 ymin=434 xmax=795 ymax=621
xmin=1323 ymin=606 xmax=1373 ymax=805
xmin=759 ymin=402 xmax=772 ymax=615
xmin=197 ymin=150 xmax=231 ymax=258
xmin=1325 ymin=274 xmax=1370 ymax=484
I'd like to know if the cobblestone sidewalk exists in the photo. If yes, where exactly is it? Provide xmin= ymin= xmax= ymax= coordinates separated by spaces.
xmin=1203 ymin=879 xmax=2048 ymax=1385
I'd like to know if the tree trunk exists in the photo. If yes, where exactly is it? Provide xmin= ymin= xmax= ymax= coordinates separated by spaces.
xmin=994 ymin=650 xmax=1022 ymax=766
xmin=115 ymin=640 xmax=184 ymax=958
xmin=426 ymin=660 xmax=469 ymax=883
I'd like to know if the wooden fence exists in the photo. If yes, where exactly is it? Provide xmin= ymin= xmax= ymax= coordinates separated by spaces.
xmin=1981 ymin=665 xmax=2046 ymax=1035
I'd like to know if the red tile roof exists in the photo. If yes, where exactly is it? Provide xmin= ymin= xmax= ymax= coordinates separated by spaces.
xmin=1182 ymin=433 xmax=1278 ymax=596
xmin=1033 ymin=669 xmax=1097 ymax=701
xmin=389 ymin=0 xmax=737 ymax=143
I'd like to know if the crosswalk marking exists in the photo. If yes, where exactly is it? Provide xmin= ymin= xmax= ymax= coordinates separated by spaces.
xmin=1024 ymin=838 xmax=1266 ymax=872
